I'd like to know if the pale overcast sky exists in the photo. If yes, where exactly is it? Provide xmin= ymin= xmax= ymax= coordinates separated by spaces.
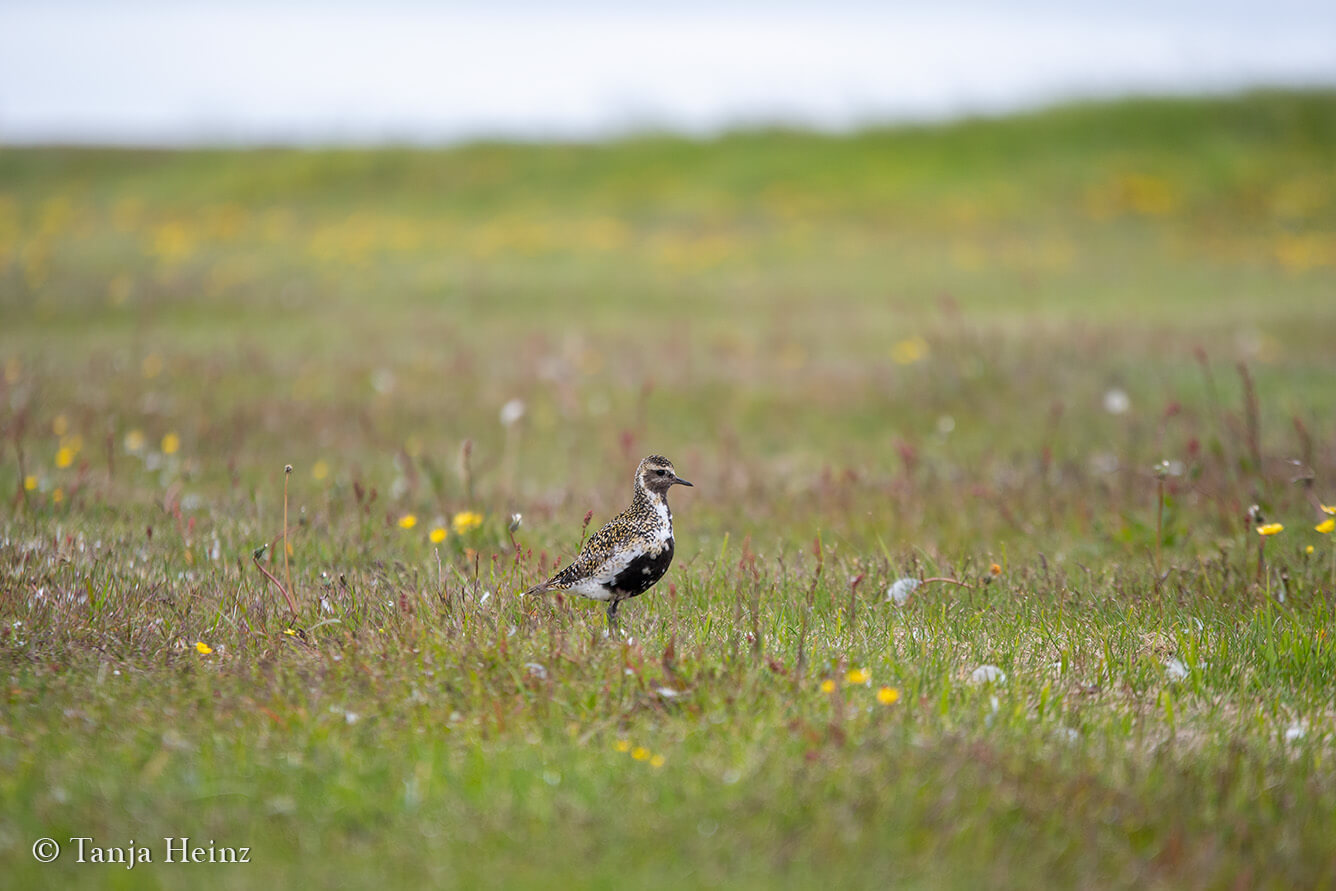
xmin=2 ymin=1 xmax=1334 ymax=144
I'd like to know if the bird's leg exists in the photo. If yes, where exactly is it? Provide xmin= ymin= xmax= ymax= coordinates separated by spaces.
xmin=606 ymin=600 xmax=620 ymax=634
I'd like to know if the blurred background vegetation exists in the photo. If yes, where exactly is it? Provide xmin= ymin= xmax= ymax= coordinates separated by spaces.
xmin=4 ymin=91 xmax=1335 ymax=559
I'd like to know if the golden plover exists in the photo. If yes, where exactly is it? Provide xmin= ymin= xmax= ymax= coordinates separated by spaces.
xmin=524 ymin=455 xmax=693 ymax=629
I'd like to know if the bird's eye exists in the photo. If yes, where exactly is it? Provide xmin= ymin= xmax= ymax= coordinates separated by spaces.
xmin=656 ymin=469 xmax=668 ymax=476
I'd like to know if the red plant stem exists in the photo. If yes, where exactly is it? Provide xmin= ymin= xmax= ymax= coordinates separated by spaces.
xmin=920 ymin=577 xmax=974 ymax=589
xmin=254 ymin=553 xmax=298 ymax=616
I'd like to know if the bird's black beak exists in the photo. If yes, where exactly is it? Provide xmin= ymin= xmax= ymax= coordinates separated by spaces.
xmin=673 ymin=476 xmax=694 ymax=487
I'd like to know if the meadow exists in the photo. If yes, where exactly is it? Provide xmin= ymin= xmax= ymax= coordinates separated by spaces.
xmin=2 ymin=90 xmax=1336 ymax=888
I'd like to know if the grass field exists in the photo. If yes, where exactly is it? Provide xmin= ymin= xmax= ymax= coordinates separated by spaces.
xmin=3 ymin=90 xmax=1336 ymax=888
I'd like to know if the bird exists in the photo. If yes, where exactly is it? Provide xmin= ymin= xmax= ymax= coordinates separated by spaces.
xmin=523 ymin=455 xmax=693 ymax=630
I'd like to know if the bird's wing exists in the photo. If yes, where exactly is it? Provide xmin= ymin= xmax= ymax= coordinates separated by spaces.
xmin=540 ymin=513 xmax=646 ymax=590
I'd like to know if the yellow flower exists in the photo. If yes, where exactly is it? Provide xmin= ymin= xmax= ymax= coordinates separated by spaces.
xmin=124 ymin=429 xmax=145 ymax=453
xmin=649 ymin=754 xmax=666 ymax=768
xmin=452 ymin=511 xmax=483 ymax=534
xmin=52 ymin=414 xmax=68 ymax=437
xmin=1307 ymin=545 xmax=1316 ymax=554
xmin=891 ymin=336 xmax=929 ymax=365
xmin=1256 ymin=523 xmax=1283 ymax=536
xmin=23 ymin=475 xmax=37 ymax=491
xmin=397 ymin=513 xmax=418 ymax=530
xmin=283 ymin=629 xmax=297 ymax=636
xmin=1322 ymin=505 xmax=1336 ymax=516
xmin=161 ymin=432 xmax=180 ymax=455
xmin=195 ymin=642 xmax=213 ymax=655
xmin=429 ymin=527 xmax=448 ymax=544
xmin=55 ymin=447 xmax=75 ymax=469
xmin=819 ymin=679 xmax=836 ymax=694
xmin=846 ymin=668 xmax=870 ymax=685
xmin=1316 ymin=518 xmax=1335 ymax=535
xmin=631 ymin=747 xmax=650 ymax=761
xmin=614 ymin=739 xmax=631 ymax=752
xmin=311 ymin=459 xmax=329 ymax=481
xmin=51 ymin=488 xmax=64 ymax=504
xmin=990 ymin=562 xmax=1002 ymax=575
xmin=877 ymin=686 xmax=901 ymax=705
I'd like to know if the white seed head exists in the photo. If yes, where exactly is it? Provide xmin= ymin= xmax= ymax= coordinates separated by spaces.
xmin=887 ymin=577 xmax=921 ymax=605
xmin=970 ymin=665 xmax=1007 ymax=685
xmin=500 ymin=398 xmax=526 ymax=427
xmin=1103 ymin=388 xmax=1130 ymax=414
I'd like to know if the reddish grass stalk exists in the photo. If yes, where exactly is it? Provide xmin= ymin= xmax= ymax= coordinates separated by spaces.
xmin=254 ymin=549 xmax=298 ymax=616
xmin=1237 ymin=362 xmax=1262 ymax=472
xmin=1155 ymin=464 xmax=1167 ymax=583
xmin=13 ymin=438 xmax=28 ymax=510
xmin=920 ymin=577 xmax=974 ymax=589
xmin=283 ymin=464 xmax=294 ymax=604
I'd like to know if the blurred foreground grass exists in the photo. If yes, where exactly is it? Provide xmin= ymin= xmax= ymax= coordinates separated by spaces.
xmin=2 ymin=91 xmax=1336 ymax=888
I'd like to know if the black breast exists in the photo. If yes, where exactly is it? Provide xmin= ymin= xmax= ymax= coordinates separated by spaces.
xmin=609 ymin=538 xmax=674 ymax=598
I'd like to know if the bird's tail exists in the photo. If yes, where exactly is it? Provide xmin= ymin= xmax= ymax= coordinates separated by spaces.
xmin=521 ymin=581 xmax=553 ymax=599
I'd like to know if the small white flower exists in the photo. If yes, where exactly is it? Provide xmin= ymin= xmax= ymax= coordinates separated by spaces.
xmin=656 ymin=686 xmax=681 ymax=699
xmin=887 ymin=578 xmax=920 ymax=605
xmin=1164 ymin=658 xmax=1188 ymax=681
xmin=970 ymin=665 xmax=1007 ymax=685
xmin=524 ymin=662 xmax=548 ymax=680
xmin=1103 ymin=388 xmax=1130 ymax=414
xmin=500 ymin=398 xmax=526 ymax=427
xmin=344 ymin=711 xmax=359 ymax=725
xmin=1285 ymin=723 xmax=1305 ymax=743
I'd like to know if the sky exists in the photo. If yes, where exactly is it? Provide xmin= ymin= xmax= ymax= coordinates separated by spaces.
xmin=2 ymin=1 xmax=1334 ymax=145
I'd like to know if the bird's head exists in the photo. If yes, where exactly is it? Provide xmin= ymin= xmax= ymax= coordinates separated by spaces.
xmin=636 ymin=455 xmax=693 ymax=497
